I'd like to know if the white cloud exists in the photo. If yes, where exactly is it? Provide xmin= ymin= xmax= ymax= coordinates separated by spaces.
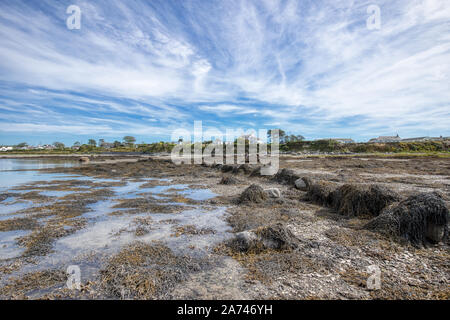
xmin=0 ymin=0 xmax=449 ymax=138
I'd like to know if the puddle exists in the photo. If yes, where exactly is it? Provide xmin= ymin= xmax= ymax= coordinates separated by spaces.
xmin=180 ymin=189 xmax=217 ymax=201
xmin=83 ymin=200 xmax=120 ymax=220
xmin=0 ymin=230 xmax=30 ymax=260
xmin=143 ymin=184 xmax=189 ymax=194
xmin=39 ymin=190 xmax=84 ymax=197
xmin=0 ymin=200 xmax=32 ymax=215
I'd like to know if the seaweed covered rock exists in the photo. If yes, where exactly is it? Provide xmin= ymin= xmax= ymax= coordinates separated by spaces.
xmin=221 ymin=165 xmax=234 ymax=173
xmin=305 ymin=181 xmax=335 ymax=206
xmin=231 ymin=223 xmax=300 ymax=252
xmin=274 ymin=168 xmax=300 ymax=185
xmin=0 ymin=193 xmax=11 ymax=202
xmin=79 ymin=157 xmax=90 ymax=163
xmin=219 ymin=176 xmax=239 ymax=185
xmin=329 ymin=184 xmax=399 ymax=217
xmin=238 ymin=184 xmax=267 ymax=204
xmin=249 ymin=166 xmax=261 ymax=177
xmin=232 ymin=164 xmax=252 ymax=175
xmin=365 ymin=193 xmax=449 ymax=246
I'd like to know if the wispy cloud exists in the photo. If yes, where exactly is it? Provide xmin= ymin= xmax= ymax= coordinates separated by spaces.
xmin=0 ymin=0 xmax=449 ymax=144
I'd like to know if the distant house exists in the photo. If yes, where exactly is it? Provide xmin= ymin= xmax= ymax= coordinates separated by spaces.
xmin=0 ymin=146 xmax=13 ymax=152
xmin=401 ymin=136 xmax=444 ymax=142
xmin=333 ymin=138 xmax=354 ymax=144
xmin=401 ymin=137 xmax=429 ymax=142
xmin=99 ymin=142 xmax=114 ymax=149
xmin=368 ymin=135 xmax=401 ymax=143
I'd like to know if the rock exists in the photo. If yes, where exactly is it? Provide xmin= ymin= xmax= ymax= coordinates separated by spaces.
xmin=238 ymin=184 xmax=267 ymax=204
xmin=265 ymin=188 xmax=281 ymax=198
xmin=365 ymin=192 xmax=449 ymax=246
xmin=426 ymin=223 xmax=446 ymax=243
xmin=79 ymin=157 xmax=90 ymax=163
xmin=294 ymin=177 xmax=311 ymax=191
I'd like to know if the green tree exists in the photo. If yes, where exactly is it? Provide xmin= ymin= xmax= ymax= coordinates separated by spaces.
xmin=16 ymin=142 xmax=28 ymax=148
xmin=73 ymin=141 xmax=81 ymax=147
xmin=123 ymin=136 xmax=136 ymax=146
xmin=88 ymin=139 xmax=97 ymax=147
xmin=53 ymin=142 xmax=65 ymax=149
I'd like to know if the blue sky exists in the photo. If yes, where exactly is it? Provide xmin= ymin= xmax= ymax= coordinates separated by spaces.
xmin=0 ymin=0 xmax=449 ymax=145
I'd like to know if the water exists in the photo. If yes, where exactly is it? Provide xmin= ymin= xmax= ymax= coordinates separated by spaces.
xmin=0 ymin=158 xmax=80 ymax=191
xmin=0 ymin=230 xmax=30 ymax=259
xmin=0 ymin=158 xmax=229 ymax=285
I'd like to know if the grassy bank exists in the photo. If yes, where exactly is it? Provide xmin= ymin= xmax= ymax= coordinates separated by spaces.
xmin=2 ymin=140 xmax=449 ymax=157
xmin=281 ymin=140 xmax=450 ymax=154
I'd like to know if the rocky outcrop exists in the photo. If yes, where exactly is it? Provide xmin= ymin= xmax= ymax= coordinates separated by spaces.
xmin=365 ymin=192 xmax=449 ymax=246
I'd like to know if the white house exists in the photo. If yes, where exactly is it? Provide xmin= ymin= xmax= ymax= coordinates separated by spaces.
xmin=333 ymin=138 xmax=354 ymax=144
xmin=368 ymin=135 xmax=401 ymax=143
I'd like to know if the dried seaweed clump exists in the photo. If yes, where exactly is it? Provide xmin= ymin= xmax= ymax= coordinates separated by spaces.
xmin=238 ymin=184 xmax=267 ymax=204
xmin=219 ymin=176 xmax=239 ymax=185
xmin=229 ymin=223 xmax=300 ymax=253
xmin=99 ymin=242 xmax=204 ymax=299
xmin=0 ymin=269 xmax=67 ymax=299
xmin=365 ymin=193 xmax=449 ymax=246
xmin=304 ymin=181 xmax=336 ymax=206
xmin=329 ymin=184 xmax=399 ymax=217
xmin=305 ymin=182 xmax=398 ymax=217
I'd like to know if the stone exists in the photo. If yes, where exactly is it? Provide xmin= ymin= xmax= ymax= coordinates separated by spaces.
xmin=265 ymin=188 xmax=281 ymax=198
xmin=294 ymin=178 xmax=309 ymax=191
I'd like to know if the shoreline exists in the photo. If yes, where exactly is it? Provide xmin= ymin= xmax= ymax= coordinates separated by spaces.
xmin=1 ymin=151 xmax=449 ymax=161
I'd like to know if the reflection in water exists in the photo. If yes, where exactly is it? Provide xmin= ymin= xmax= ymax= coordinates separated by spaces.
xmin=0 ymin=159 xmax=80 ymax=191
